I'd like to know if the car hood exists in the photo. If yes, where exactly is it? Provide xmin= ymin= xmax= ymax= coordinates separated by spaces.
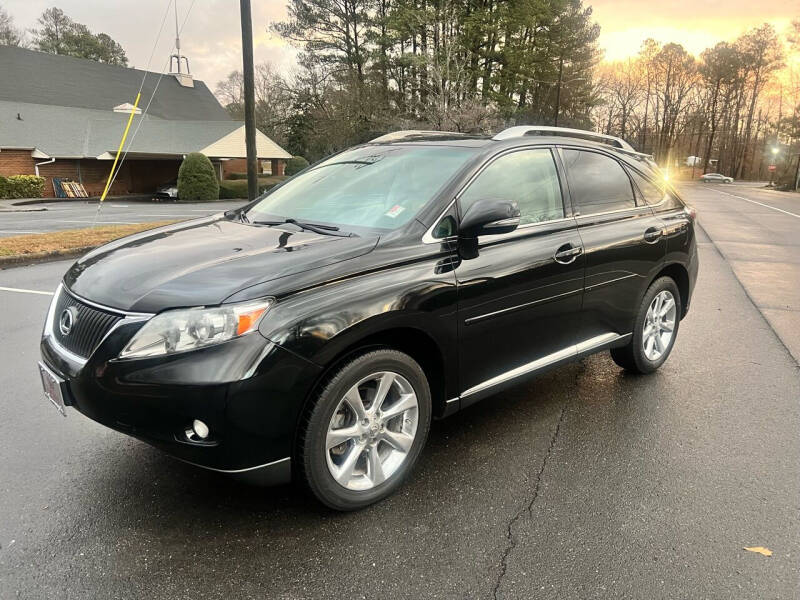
xmin=65 ymin=216 xmax=379 ymax=313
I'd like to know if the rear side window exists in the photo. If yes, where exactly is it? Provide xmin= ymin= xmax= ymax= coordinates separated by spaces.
xmin=630 ymin=170 xmax=668 ymax=205
xmin=629 ymin=169 xmax=684 ymax=211
xmin=562 ymin=149 xmax=635 ymax=215
xmin=459 ymin=149 xmax=564 ymax=226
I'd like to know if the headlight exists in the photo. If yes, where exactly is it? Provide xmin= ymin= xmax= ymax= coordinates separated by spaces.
xmin=119 ymin=299 xmax=272 ymax=359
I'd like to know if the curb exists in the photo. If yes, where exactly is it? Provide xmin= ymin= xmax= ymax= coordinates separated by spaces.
xmin=11 ymin=194 xmax=154 ymax=206
xmin=0 ymin=206 xmax=48 ymax=212
xmin=0 ymin=247 xmax=93 ymax=269
xmin=10 ymin=196 xmax=249 ymax=206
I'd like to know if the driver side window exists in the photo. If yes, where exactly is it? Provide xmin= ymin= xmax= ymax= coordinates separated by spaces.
xmin=459 ymin=149 xmax=564 ymax=226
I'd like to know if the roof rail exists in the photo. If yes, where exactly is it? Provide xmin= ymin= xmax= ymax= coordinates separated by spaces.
xmin=369 ymin=130 xmax=466 ymax=143
xmin=492 ymin=125 xmax=636 ymax=152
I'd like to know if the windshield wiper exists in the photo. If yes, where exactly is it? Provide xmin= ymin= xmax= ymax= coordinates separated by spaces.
xmin=252 ymin=218 xmax=354 ymax=237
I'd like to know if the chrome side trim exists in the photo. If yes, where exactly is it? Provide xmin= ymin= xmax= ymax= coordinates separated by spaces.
xmin=584 ymin=273 xmax=638 ymax=292
xmin=461 ymin=346 xmax=576 ymax=398
xmin=176 ymin=455 xmax=291 ymax=474
xmin=487 ymin=217 xmax=520 ymax=227
xmin=445 ymin=396 xmax=459 ymax=404
xmin=573 ymin=204 xmax=652 ymax=221
xmin=464 ymin=288 xmax=582 ymax=325
xmin=576 ymin=332 xmax=630 ymax=353
xmin=460 ymin=332 xmax=631 ymax=398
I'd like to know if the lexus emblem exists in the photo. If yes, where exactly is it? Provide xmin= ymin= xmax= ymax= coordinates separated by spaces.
xmin=59 ymin=306 xmax=78 ymax=336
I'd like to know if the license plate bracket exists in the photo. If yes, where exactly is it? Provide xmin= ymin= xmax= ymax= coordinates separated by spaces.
xmin=38 ymin=361 xmax=67 ymax=417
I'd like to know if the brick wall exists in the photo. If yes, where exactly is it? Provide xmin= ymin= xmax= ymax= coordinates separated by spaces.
xmin=1 ymin=154 xmax=187 ymax=197
xmin=221 ymin=158 xmax=286 ymax=178
xmin=0 ymin=149 xmax=36 ymax=178
xmin=33 ymin=160 xmax=130 ymax=197
xmin=222 ymin=158 xmax=269 ymax=178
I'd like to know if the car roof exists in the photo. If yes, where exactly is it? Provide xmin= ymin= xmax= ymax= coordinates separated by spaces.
xmin=365 ymin=128 xmax=657 ymax=171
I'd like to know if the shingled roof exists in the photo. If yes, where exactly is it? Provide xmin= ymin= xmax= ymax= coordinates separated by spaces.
xmin=0 ymin=101 xmax=291 ymax=159
xmin=0 ymin=46 xmax=291 ymax=161
xmin=0 ymin=45 xmax=230 ymax=121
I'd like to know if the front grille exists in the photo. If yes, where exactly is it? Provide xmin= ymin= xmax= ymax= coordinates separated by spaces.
xmin=52 ymin=288 xmax=124 ymax=358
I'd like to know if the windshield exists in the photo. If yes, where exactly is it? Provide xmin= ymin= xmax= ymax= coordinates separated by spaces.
xmin=245 ymin=145 xmax=477 ymax=231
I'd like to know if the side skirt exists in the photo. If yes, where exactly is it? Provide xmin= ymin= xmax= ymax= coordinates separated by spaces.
xmin=453 ymin=332 xmax=632 ymax=412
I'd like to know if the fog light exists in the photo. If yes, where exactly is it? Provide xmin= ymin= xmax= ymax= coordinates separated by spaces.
xmin=191 ymin=419 xmax=209 ymax=440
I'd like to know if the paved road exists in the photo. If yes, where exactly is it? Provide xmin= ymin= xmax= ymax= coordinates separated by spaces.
xmin=0 ymin=200 xmax=248 ymax=237
xmin=0 ymin=185 xmax=798 ymax=599
xmin=678 ymin=181 xmax=800 ymax=364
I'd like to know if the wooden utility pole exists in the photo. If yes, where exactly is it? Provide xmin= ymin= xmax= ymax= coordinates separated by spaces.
xmin=553 ymin=56 xmax=564 ymax=127
xmin=239 ymin=0 xmax=258 ymax=201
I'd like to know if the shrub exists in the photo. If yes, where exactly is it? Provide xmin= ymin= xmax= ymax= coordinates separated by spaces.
xmin=0 ymin=175 xmax=46 ymax=199
xmin=285 ymin=156 xmax=309 ymax=176
xmin=226 ymin=172 xmax=248 ymax=180
xmin=177 ymin=152 xmax=219 ymax=201
xmin=218 ymin=178 xmax=282 ymax=199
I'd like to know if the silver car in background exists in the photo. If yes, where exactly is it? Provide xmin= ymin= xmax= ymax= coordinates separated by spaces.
xmin=699 ymin=173 xmax=734 ymax=184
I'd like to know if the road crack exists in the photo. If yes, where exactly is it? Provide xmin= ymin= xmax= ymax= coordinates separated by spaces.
xmin=491 ymin=399 xmax=568 ymax=600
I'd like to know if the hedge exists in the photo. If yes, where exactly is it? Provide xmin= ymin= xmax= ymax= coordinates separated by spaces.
xmin=218 ymin=179 xmax=283 ymax=199
xmin=0 ymin=175 xmax=46 ymax=199
xmin=285 ymin=156 xmax=309 ymax=176
xmin=177 ymin=152 xmax=219 ymax=201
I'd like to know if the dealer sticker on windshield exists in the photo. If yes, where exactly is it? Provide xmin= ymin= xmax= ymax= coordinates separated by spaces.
xmin=385 ymin=205 xmax=406 ymax=219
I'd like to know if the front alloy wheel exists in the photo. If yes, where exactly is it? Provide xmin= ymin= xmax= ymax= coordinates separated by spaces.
xmin=326 ymin=371 xmax=419 ymax=491
xmin=300 ymin=349 xmax=431 ymax=510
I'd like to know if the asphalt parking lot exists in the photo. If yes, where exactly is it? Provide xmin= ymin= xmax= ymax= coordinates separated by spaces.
xmin=0 ymin=184 xmax=798 ymax=599
xmin=0 ymin=199 xmax=248 ymax=237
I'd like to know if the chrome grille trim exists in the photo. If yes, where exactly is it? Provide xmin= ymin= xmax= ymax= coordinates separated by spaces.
xmin=51 ymin=288 xmax=124 ymax=358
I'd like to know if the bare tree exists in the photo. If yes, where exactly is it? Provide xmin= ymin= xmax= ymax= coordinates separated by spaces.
xmin=0 ymin=4 xmax=24 ymax=46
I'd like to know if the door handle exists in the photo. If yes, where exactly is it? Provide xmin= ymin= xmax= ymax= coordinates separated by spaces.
xmin=644 ymin=227 xmax=663 ymax=243
xmin=554 ymin=244 xmax=583 ymax=264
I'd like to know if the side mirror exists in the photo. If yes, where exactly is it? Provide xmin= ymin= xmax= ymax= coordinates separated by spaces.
xmin=459 ymin=199 xmax=521 ymax=238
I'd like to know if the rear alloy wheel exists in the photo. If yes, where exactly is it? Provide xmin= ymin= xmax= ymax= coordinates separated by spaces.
xmin=300 ymin=350 xmax=431 ymax=510
xmin=610 ymin=276 xmax=682 ymax=374
xmin=641 ymin=291 xmax=677 ymax=361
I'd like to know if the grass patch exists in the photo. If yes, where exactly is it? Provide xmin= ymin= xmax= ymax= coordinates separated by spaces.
xmin=0 ymin=221 xmax=177 ymax=258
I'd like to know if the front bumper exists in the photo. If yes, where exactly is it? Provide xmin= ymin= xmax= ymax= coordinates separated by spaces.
xmin=40 ymin=297 xmax=322 ymax=483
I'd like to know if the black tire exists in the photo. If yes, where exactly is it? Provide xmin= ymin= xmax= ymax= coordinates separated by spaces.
xmin=610 ymin=276 xmax=682 ymax=374
xmin=299 ymin=349 xmax=432 ymax=511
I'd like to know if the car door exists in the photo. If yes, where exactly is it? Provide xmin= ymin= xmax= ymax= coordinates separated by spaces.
xmin=452 ymin=147 xmax=584 ymax=405
xmin=559 ymin=147 xmax=666 ymax=345
xmin=628 ymin=167 xmax=695 ymax=276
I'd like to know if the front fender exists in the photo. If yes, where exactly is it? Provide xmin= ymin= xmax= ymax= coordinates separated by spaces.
xmin=259 ymin=268 xmax=457 ymax=365
xmin=255 ymin=251 xmax=460 ymax=402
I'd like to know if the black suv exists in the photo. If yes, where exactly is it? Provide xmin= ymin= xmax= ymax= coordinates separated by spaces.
xmin=39 ymin=126 xmax=698 ymax=510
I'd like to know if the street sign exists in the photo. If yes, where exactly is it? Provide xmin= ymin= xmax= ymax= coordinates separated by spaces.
xmin=768 ymin=165 xmax=776 ymax=172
